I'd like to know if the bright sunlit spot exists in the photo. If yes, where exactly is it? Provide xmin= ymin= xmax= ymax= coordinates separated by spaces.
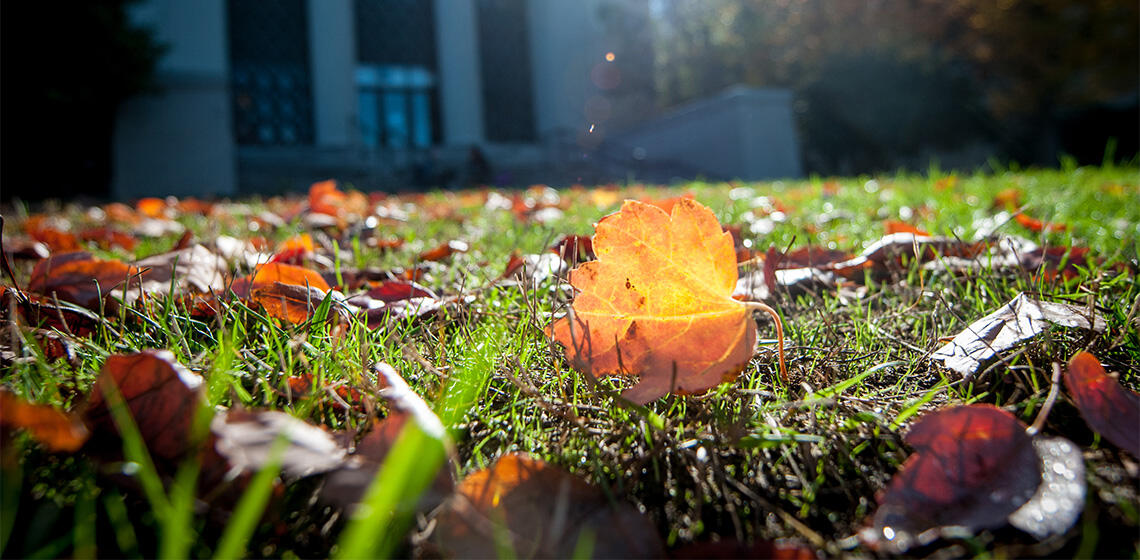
xmin=604 ymin=51 xmax=615 ymax=62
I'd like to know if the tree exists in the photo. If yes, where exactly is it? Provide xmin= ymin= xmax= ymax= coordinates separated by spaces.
xmin=1 ymin=1 xmax=165 ymax=201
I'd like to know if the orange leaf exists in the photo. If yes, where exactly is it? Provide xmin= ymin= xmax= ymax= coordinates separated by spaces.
xmin=0 ymin=388 xmax=89 ymax=452
xmin=884 ymin=220 xmax=930 ymax=236
xmin=1014 ymin=213 xmax=1067 ymax=233
xmin=252 ymin=281 xmax=329 ymax=324
xmin=550 ymin=199 xmax=780 ymax=404
xmin=135 ymin=197 xmax=168 ymax=219
xmin=418 ymin=240 xmax=469 ymax=262
xmin=308 ymin=179 xmax=344 ymax=217
xmin=249 ymin=262 xmax=331 ymax=292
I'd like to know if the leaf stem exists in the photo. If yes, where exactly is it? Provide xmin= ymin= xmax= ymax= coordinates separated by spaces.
xmin=744 ymin=301 xmax=787 ymax=383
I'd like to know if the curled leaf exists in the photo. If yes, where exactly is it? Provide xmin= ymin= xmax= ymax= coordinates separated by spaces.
xmin=932 ymin=293 xmax=1106 ymax=379
xmin=867 ymin=405 xmax=1040 ymax=552
xmin=1008 ymin=437 xmax=1086 ymax=539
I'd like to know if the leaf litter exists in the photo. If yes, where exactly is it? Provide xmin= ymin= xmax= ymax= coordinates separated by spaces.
xmin=0 ymin=172 xmax=1137 ymax=557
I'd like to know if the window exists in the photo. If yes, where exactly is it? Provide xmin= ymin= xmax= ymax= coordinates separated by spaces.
xmin=357 ymin=65 xmax=435 ymax=149
xmin=355 ymin=0 xmax=439 ymax=149
xmin=227 ymin=0 xmax=315 ymax=146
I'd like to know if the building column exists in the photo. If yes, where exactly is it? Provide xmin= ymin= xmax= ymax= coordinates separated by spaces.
xmin=308 ymin=0 xmax=357 ymax=146
xmin=113 ymin=0 xmax=236 ymax=199
xmin=433 ymin=0 xmax=485 ymax=145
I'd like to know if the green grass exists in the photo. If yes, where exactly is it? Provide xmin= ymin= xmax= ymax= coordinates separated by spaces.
xmin=1 ymin=163 xmax=1138 ymax=558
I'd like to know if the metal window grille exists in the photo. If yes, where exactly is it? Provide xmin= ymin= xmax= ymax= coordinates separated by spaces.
xmin=354 ymin=0 xmax=440 ymax=149
xmin=227 ymin=0 xmax=315 ymax=146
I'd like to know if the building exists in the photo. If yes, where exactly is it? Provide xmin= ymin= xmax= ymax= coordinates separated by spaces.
xmin=113 ymin=0 xmax=801 ymax=199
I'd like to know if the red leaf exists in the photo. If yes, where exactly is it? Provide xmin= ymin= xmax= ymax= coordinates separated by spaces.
xmin=347 ymin=282 xmax=442 ymax=329
xmin=26 ymin=219 xmax=81 ymax=253
xmin=83 ymin=351 xmax=205 ymax=463
xmin=1 ymin=286 xmax=101 ymax=337
xmin=0 ymin=388 xmax=89 ymax=452
xmin=1064 ymin=351 xmax=1140 ymax=457
xmin=868 ymin=405 xmax=1040 ymax=552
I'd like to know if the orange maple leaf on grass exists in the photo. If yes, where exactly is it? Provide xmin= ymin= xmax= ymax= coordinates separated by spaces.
xmin=550 ymin=198 xmax=786 ymax=404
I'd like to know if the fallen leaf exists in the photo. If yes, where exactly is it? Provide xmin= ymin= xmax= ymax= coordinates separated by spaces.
xmin=884 ymin=220 xmax=930 ymax=236
xmin=866 ymin=405 xmax=1040 ymax=552
xmin=932 ymin=293 xmax=1107 ymax=379
xmin=1014 ymin=213 xmax=1067 ymax=233
xmin=271 ymin=233 xmax=315 ymax=265
xmin=28 ymin=252 xmax=138 ymax=309
xmin=321 ymin=363 xmax=452 ymax=511
xmin=550 ymin=198 xmax=769 ymax=404
xmin=136 ymin=197 xmax=169 ymax=219
xmin=346 ymin=283 xmax=442 ymax=329
xmin=1007 ymin=437 xmax=1086 ymax=539
xmin=210 ymin=409 xmax=346 ymax=480
xmin=115 ymin=244 xmax=229 ymax=304
xmin=233 ymin=262 xmax=331 ymax=299
xmin=432 ymin=453 xmax=663 ymax=559
xmin=0 ymin=388 xmax=89 ymax=452
xmin=77 ymin=226 xmax=138 ymax=251
xmin=418 ymin=240 xmax=469 ymax=262
xmin=252 ymin=282 xmax=334 ymax=325
xmin=1064 ymin=351 xmax=1140 ymax=457
xmin=1 ymin=286 xmax=101 ymax=337
xmin=26 ymin=220 xmax=81 ymax=253
xmin=82 ymin=351 xmax=205 ymax=463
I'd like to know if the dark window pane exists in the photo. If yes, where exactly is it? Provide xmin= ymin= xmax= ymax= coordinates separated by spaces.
xmin=227 ymin=0 xmax=315 ymax=146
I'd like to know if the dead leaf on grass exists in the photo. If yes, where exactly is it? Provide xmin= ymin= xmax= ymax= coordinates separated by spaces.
xmin=1007 ymin=437 xmax=1086 ymax=539
xmin=252 ymin=281 xmax=334 ymax=325
xmin=931 ymin=293 xmax=1107 ymax=379
xmin=82 ymin=350 xmax=205 ymax=463
xmin=0 ymin=388 xmax=89 ymax=452
xmin=431 ymin=453 xmax=663 ymax=559
xmin=550 ymin=198 xmax=784 ymax=404
xmin=28 ymin=252 xmax=138 ymax=310
xmin=866 ymin=405 xmax=1041 ymax=552
xmin=1064 ymin=351 xmax=1140 ymax=457
xmin=210 ymin=409 xmax=346 ymax=480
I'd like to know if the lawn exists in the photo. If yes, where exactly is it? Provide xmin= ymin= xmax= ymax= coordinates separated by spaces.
xmin=1 ymin=162 xmax=1138 ymax=558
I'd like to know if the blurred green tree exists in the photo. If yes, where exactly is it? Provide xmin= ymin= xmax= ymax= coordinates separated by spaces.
xmin=652 ymin=0 xmax=1138 ymax=171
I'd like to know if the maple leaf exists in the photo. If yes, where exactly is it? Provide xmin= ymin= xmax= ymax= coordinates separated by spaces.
xmin=550 ymin=198 xmax=785 ymax=404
